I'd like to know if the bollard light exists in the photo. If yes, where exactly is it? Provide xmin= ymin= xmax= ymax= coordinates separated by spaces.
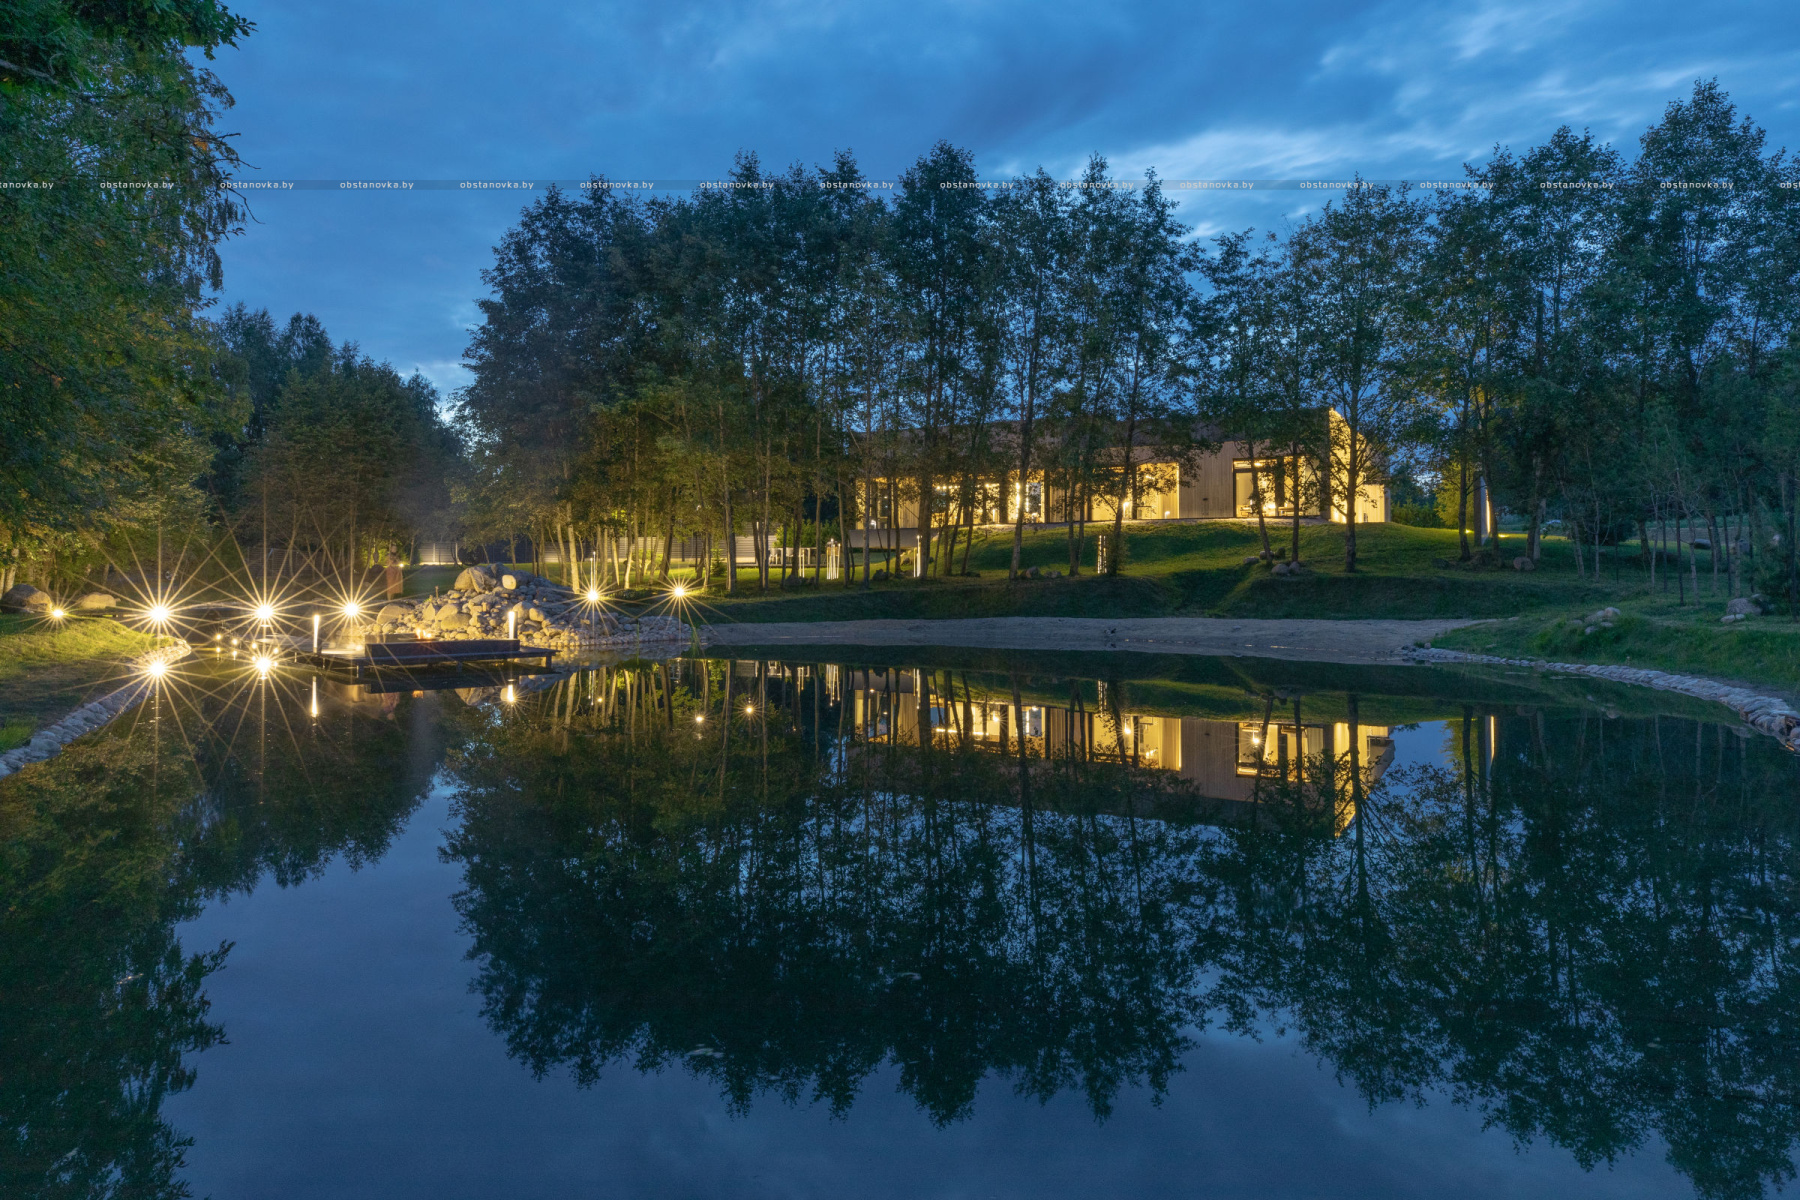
xmin=310 ymin=677 xmax=319 ymax=719
xmin=342 ymin=600 xmax=361 ymax=619
xmin=312 ymin=613 xmax=320 ymax=652
xmin=50 ymin=607 xmax=66 ymax=621
xmin=254 ymin=603 xmax=275 ymax=622
xmin=586 ymin=587 xmax=601 ymax=603
xmin=508 ymin=609 xmax=517 ymax=640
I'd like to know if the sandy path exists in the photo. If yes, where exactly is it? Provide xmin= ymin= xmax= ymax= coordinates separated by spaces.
xmin=700 ymin=617 xmax=1482 ymax=666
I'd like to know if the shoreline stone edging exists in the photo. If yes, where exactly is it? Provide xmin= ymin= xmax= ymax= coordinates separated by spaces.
xmin=1405 ymin=646 xmax=1800 ymax=753
xmin=0 ymin=640 xmax=194 ymax=779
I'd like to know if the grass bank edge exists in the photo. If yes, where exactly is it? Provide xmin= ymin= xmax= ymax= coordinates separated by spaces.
xmin=0 ymin=615 xmax=159 ymax=752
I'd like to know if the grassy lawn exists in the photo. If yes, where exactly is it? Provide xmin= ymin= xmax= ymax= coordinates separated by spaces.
xmin=0 ymin=615 xmax=159 ymax=752
xmin=1434 ymin=599 xmax=1800 ymax=698
xmin=382 ymin=528 xmax=1797 ymax=693
xmin=679 ymin=521 xmax=1632 ymax=624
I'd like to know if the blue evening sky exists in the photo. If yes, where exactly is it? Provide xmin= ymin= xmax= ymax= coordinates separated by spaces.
xmin=209 ymin=0 xmax=1800 ymax=396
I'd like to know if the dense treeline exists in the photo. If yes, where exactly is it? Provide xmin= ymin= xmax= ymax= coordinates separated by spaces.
xmin=6 ymin=44 xmax=1797 ymax=617
xmin=208 ymin=305 xmax=462 ymax=581
xmin=460 ymin=80 xmax=1800 ymax=609
xmin=1 ymin=3 xmax=459 ymax=595
xmin=0 ymin=0 xmax=250 ymax=592
xmin=459 ymin=148 xmax=1202 ymax=588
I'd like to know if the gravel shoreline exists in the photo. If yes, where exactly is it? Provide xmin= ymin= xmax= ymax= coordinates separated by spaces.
xmin=700 ymin=616 xmax=1478 ymax=665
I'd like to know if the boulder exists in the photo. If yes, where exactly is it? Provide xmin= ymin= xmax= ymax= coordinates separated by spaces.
xmin=1 ymin=584 xmax=49 ymax=613
xmin=438 ymin=611 xmax=471 ymax=632
xmin=1725 ymin=597 xmax=1758 ymax=617
xmin=452 ymin=565 xmax=497 ymax=593
xmin=501 ymin=574 xmax=519 ymax=590
xmin=1272 ymin=561 xmax=1291 ymax=576
xmin=1511 ymin=557 xmax=1535 ymax=572
xmin=378 ymin=603 xmax=411 ymax=624
xmin=73 ymin=591 xmax=116 ymax=610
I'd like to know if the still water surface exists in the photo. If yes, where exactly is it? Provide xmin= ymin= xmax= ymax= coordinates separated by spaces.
xmin=5 ymin=649 xmax=1798 ymax=1199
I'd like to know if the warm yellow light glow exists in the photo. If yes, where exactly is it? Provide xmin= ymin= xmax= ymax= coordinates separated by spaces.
xmin=145 ymin=659 xmax=168 ymax=679
xmin=254 ymin=603 xmax=275 ymax=621
xmin=670 ymin=583 xmax=689 ymax=600
xmin=744 ymin=704 xmax=755 ymax=714
xmin=50 ymin=607 xmax=66 ymax=621
xmin=230 ymin=637 xmax=239 ymax=646
xmin=147 ymin=604 xmax=171 ymax=624
xmin=342 ymin=601 xmax=362 ymax=619
xmin=252 ymin=655 xmax=274 ymax=674
xmin=694 ymin=714 xmax=705 ymax=723
xmin=503 ymin=685 xmax=516 ymax=705
xmin=586 ymin=587 xmax=601 ymax=603
xmin=213 ymin=633 xmax=222 ymax=642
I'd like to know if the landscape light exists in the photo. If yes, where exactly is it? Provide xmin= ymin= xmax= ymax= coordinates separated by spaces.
xmin=694 ymin=713 xmax=705 ymax=723
xmin=669 ymin=583 xmax=689 ymax=600
xmin=312 ymin=613 xmax=320 ymax=652
xmin=342 ymin=600 xmax=362 ymax=619
xmin=585 ymin=587 xmax=601 ymax=603
xmin=145 ymin=659 xmax=168 ymax=679
xmin=503 ymin=684 xmax=516 ymax=705
xmin=147 ymin=604 xmax=171 ymax=624
xmin=744 ymin=703 xmax=755 ymax=714
xmin=50 ymin=607 xmax=66 ymax=621
xmin=252 ymin=654 xmax=274 ymax=675
xmin=254 ymin=603 xmax=275 ymax=622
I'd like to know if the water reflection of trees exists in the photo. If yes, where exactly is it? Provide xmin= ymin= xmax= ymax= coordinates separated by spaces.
xmin=5 ymin=654 xmax=1800 ymax=1199
xmin=448 ymin=664 xmax=1800 ymax=1199
xmin=1202 ymin=710 xmax=1800 ymax=1200
xmin=0 ymin=669 xmax=449 ymax=1199
xmin=444 ymin=662 xmax=1213 ymax=1123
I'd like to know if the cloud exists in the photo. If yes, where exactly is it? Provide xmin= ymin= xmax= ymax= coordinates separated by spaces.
xmin=211 ymin=0 xmax=1800 ymax=387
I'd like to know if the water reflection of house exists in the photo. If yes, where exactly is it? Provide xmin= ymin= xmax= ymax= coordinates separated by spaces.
xmin=846 ymin=670 xmax=1392 ymax=817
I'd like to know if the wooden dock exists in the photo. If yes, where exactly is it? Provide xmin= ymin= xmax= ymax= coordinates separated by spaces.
xmin=291 ymin=638 xmax=555 ymax=679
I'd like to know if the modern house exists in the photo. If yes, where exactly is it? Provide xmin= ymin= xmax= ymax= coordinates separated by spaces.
xmin=849 ymin=412 xmax=1388 ymax=551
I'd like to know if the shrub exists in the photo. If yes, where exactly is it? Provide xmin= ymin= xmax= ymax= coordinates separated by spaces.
xmin=1391 ymin=502 xmax=1444 ymax=528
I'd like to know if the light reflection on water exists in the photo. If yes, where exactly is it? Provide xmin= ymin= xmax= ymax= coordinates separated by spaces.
xmin=2 ymin=650 xmax=1796 ymax=1200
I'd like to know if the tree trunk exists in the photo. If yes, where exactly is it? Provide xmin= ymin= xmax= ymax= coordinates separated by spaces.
xmin=1248 ymin=444 xmax=1270 ymax=557
xmin=1525 ymin=460 xmax=1543 ymax=562
xmin=1786 ymin=469 xmax=1798 ymax=621
xmin=1456 ymin=454 xmax=1470 ymax=562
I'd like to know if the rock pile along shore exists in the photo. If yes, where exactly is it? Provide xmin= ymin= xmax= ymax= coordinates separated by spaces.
xmin=365 ymin=564 xmax=693 ymax=653
xmin=1406 ymin=645 xmax=1800 ymax=754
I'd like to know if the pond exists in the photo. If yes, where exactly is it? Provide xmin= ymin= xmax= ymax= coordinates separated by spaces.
xmin=3 ymin=647 xmax=1798 ymax=1200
